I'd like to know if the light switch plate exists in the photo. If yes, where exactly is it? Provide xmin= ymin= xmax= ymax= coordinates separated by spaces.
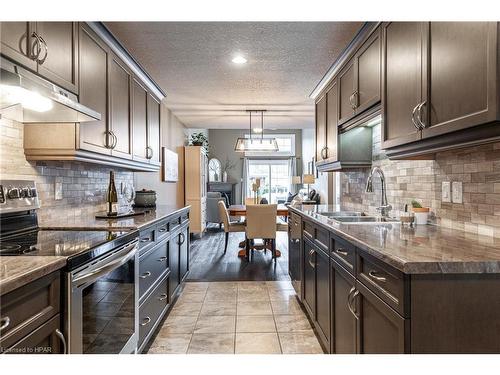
xmin=441 ymin=181 xmax=451 ymax=203
xmin=54 ymin=178 xmax=63 ymax=200
xmin=452 ymin=181 xmax=463 ymax=204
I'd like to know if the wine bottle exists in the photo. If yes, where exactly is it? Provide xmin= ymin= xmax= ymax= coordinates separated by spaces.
xmin=106 ymin=171 xmax=118 ymax=216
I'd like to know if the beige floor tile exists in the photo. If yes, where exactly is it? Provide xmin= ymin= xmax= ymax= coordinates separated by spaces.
xmin=176 ymin=291 xmax=207 ymax=303
xmin=278 ymin=331 xmax=324 ymax=354
xmin=236 ymin=315 xmax=276 ymax=333
xmin=237 ymin=289 xmax=270 ymax=302
xmin=237 ymin=300 xmax=273 ymax=316
xmin=182 ymin=282 xmax=209 ymax=292
xmin=148 ymin=333 xmax=192 ymax=354
xmin=271 ymin=298 xmax=304 ymax=315
xmin=235 ymin=332 xmax=281 ymax=354
xmin=205 ymin=289 xmax=237 ymax=302
xmin=170 ymin=301 xmax=203 ymax=316
xmin=194 ymin=315 xmax=236 ymax=334
xmin=200 ymin=301 xmax=237 ymax=316
xmin=207 ymin=282 xmax=238 ymax=291
xmin=274 ymin=314 xmax=312 ymax=332
xmin=265 ymin=281 xmax=294 ymax=291
xmin=160 ymin=315 xmax=198 ymax=334
xmin=268 ymin=289 xmax=297 ymax=301
xmin=187 ymin=333 xmax=235 ymax=354
xmin=238 ymin=281 xmax=267 ymax=291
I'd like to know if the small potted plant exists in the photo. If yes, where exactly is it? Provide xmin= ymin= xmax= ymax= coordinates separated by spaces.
xmin=189 ymin=132 xmax=208 ymax=147
xmin=411 ymin=199 xmax=430 ymax=225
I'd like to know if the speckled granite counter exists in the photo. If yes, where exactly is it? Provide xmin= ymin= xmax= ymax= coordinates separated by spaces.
xmin=0 ymin=256 xmax=66 ymax=295
xmin=289 ymin=205 xmax=500 ymax=274
xmin=40 ymin=204 xmax=190 ymax=231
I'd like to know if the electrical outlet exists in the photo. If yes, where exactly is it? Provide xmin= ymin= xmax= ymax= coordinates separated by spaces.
xmin=452 ymin=181 xmax=463 ymax=204
xmin=441 ymin=181 xmax=451 ymax=203
xmin=54 ymin=178 xmax=63 ymax=200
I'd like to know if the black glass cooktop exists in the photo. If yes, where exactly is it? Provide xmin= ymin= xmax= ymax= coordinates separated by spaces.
xmin=0 ymin=229 xmax=138 ymax=270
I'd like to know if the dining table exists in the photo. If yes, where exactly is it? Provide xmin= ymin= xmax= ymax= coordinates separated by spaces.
xmin=227 ymin=204 xmax=289 ymax=258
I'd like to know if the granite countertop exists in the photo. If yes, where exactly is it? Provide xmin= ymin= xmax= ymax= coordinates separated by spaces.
xmin=1 ymin=205 xmax=190 ymax=296
xmin=0 ymin=256 xmax=66 ymax=295
xmin=40 ymin=204 xmax=190 ymax=231
xmin=289 ymin=204 xmax=500 ymax=274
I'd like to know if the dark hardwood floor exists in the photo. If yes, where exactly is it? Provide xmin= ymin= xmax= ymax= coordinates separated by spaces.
xmin=187 ymin=224 xmax=290 ymax=282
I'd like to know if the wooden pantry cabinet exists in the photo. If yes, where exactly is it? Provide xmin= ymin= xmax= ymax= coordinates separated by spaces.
xmin=21 ymin=22 xmax=162 ymax=172
xmin=184 ymin=146 xmax=208 ymax=235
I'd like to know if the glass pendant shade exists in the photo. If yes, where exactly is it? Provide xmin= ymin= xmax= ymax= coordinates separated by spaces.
xmin=234 ymin=110 xmax=279 ymax=152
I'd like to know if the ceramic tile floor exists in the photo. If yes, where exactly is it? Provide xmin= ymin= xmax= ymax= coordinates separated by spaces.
xmin=147 ymin=281 xmax=325 ymax=354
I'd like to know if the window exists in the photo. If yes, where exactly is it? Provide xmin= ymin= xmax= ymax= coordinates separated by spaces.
xmin=247 ymin=159 xmax=291 ymax=204
xmin=244 ymin=134 xmax=295 ymax=157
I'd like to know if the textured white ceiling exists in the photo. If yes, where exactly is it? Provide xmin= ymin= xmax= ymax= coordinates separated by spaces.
xmin=106 ymin=22 xmax=363 ymax=129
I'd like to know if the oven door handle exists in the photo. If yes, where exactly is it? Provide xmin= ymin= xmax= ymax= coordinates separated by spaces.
xmin=72 ymin=241 xmax=138 ymax=287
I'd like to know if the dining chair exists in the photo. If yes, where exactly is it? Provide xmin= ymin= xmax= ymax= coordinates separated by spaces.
xmin=218 ymin=201 xmax=246 ymax=254
xmin=245 ymin=204 xmax=277 ymax=262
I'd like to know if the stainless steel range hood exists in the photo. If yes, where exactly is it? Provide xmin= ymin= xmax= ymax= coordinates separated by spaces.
xmin=0 ymin=58 xmax=101 ymax=123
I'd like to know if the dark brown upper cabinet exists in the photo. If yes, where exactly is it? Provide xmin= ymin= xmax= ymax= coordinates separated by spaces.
xmin=78 ymin=23 xmax=111 ymax=155
xmin=382 ymin=22 xmax=499 ymax=157
xmin=423 ymin=22 xmax=498 ymax=138
xmin=315 ymin=93 xmax=327 ymax=161
xmin=1 ymin=22 xmax=79 ymax=93
xmin=132 ymin=78 xmax=149 ymax=163
xmin=109 ymin=55 xmax=132 ymax=160
xmin=147 ymin=94 xmax=161 ymax=165
xmin=326 ymin=81 xmax=339 ymax=161
xmin=0 ymin=22 xmax=37 ymax=70
xmin=35 ymin=22 xmax=79 ymax=93
xmin=381 ymin=22 xmax=426 ymax=149
xmin=338 ymin=28 xmax=381 ymax=126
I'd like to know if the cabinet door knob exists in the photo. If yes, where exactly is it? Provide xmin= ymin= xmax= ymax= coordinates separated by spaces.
xmin=320 ymin=146 xmax=328 ymax=160
xmin=140 ymin=316 xmax=151 ymax=326
xmin=335 ymin=248 xmax=348 ymax=256
xmin=0 ymin=316 xmax=10 ymax=331
xmin=368 ymin=270 xmax=387 ymax=282
xmin=55 ymin=329 xmax=67 ymax=354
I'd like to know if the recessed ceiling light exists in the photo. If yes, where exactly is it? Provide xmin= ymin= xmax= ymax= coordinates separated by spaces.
xmin=232 ymin=55 xmax=247 ymax=64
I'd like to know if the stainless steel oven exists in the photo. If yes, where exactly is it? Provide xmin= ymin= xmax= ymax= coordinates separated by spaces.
xmin=66 ymin=238 xmax=139 ymax=354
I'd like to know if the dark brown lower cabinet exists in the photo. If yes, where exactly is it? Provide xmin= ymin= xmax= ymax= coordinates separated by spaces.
xmin=169 ymin=235 xmax=180 ymax=300
xmin=331 ymin=259 xmax=357 ymax=354
xmin=315 ymin=247 xmax=330 ymax=349
xmin=356 ymin=281 xmax=407 ymax=354
xmin=179 ymin=225 xmax=190 ymax=282
xmin=302 ymin=239 xmax=316 ymax=318
xmin=5 ymin=314 xmax=64 ymax=354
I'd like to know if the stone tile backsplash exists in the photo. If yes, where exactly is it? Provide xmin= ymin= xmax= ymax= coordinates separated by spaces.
xmin=339 ymin=124 xmax=500 ymax=237
xmin=0 ymin=117 xmax=133 ymax=222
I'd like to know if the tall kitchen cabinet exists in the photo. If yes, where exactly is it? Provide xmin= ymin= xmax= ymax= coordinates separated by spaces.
xmin=184 ymin=146 xmax=208 ymax=235
xmin=382 ymin=22 xmax=499 ymax=156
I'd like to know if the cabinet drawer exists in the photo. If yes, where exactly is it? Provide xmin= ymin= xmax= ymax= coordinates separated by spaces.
xmin=4 ymin=314 xmax=63 ymax=354
xmin=330 ymin=235 xmax=355 ymax=274
xmin=357 ymin=251 xmax=408 ymax=317
xmin=139 ymin=239 xmax=169 ymax=299
xmin=139 ymin=273 xmax=169 ymax=348
xmin=302 ymin=220 xmax=328 ymax=252
xmin=138 ymin=228 xmax=156 ymax=253
xmin=156 ymin=221 xmax=169 ymax=241
xmin=0 ymin=271 xmax=60 ymax=350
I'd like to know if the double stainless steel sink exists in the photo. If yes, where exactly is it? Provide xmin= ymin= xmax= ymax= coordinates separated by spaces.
xmin=318 ymin=211 xmax=399 ymax=224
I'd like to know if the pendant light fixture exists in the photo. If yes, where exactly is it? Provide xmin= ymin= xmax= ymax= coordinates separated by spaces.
xmin=234 ymin=110 xmax=279 ymax=152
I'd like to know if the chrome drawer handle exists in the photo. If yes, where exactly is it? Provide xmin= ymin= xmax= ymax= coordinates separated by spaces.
xmin=158 ymin=228 xmax=167 ymax=233
xmin=347 ymin=287 xmax=360 ymax=320
xmin=140 ymin=238 xmax=151 ymax=243
xmin=140 ymin=271 xmax=152 ymax=279
xmin=140 ymin=316 xmax=151 ymax=326
xmin=335 ymin=248 xmax=348 ymax=256
xmin=368 ymin=270 xmax=387 ymax=283
xmin=308 ymin=249 xmax=315 ymax=268
xmin=416 ymin=101 xmax=426 ymax=129
xmin=411 ymin=103 xmax=421 ymax=130
xmin=0 ymin=316 xmax=10 ymax=331
xmin=157 ymin=256 xmax=167 ymax=262
xmin=55 ymin=329 xmax=67 ymax=354
xmin=158 ymin=293 xmax=168 ymax=301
